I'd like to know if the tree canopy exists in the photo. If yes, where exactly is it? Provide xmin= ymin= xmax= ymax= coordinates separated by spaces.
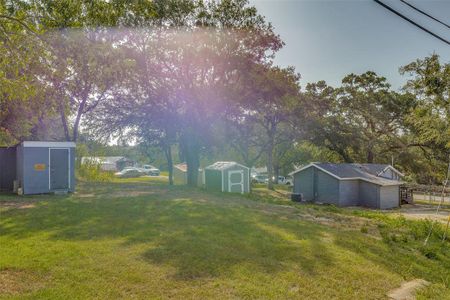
xmin=0 ymin=0 xmax=448 ymax=184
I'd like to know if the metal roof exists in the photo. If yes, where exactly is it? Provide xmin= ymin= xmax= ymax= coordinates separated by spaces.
xmin=174 ymin=163 xmax=188 ymax=172
xmin=22 ymin=141 xmax=76 ymax=148
xmin=205 ymin=161 xmax=249 ymax=171
xmin=292 ymin=163 xmax=403 ymax=186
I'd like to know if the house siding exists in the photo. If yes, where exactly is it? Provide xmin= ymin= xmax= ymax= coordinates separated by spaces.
xmin=16 ymin=145 xmax=24 ymax=188
xmin=316 ymin=169 xmax=339 ymax=205
xmin=70 ymin=149 xmax=76 ymax=192
xmin=22 ymin=147 xmax=50 ymax=194
xmin=0 ymin=147 xmax=16 ymax=191
xmin=359 ymin=181 xmax=380 ymax=208
xmin=339 ymin=180 xmax=359 ymax=206
xmin=379 ymin=185 xmax=400 ymax=209
xmin=293 ymin=167 xmax=314 ymax=200
xmin=205 ymin=169 xmax=222 ymax=192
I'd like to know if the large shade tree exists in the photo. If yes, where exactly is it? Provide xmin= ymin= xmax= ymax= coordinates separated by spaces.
xmin=303 ymin=73 xmax=414 ymax=164
xmin=0 ymin=3 xmax=57 ymax=145
xmin=235 ymin=65 xmax=301 ymax=189
xmin=89 ymin=0 xmax=283 ymax=186
xmin=400 ymin=54 xmax=449 ymax=182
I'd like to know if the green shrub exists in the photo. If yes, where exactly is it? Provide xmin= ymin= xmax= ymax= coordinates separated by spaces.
xmin=360 ymin=226 xmax=368 ymax=234
xmin=76 ymin=161 xmax=114 ymax=182
xmin=419 ymin=244 xmax=440 ymax=260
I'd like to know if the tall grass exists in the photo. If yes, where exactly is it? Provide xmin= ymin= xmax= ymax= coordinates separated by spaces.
xmin=76 ymin=160 xmax=114 ymax=182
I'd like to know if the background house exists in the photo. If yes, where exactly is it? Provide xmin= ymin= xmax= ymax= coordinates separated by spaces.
xmin=251 ymin=166 xmax=267 ymax=176
xmin=81 ymin=156 xmax=134 ymax=171
xmin=291 ymin=163 xmax=404 ymax=209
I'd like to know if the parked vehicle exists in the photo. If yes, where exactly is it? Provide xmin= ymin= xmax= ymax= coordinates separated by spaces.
xmin=270 ymin=175 xmax=293 ymax=185
xmin=284 ymin=176 xmax=293 ymax=185
xmin=252 ymin=175 xmax=269 ymax=184
xmin=115 ymin=167 xmax=145 ymax=178
xmin=141 ymin=165 xmax=160 ymax=176
xmin=272 ymin=176 xmax=286 ymax=184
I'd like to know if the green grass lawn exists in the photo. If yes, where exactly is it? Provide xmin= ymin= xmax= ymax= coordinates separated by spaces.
xmin=1 ymin=179 xmax=449 ymax=299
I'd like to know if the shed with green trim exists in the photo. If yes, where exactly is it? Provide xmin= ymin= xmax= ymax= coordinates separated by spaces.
xmin=204 ymin=161 xmax=250 ymax=193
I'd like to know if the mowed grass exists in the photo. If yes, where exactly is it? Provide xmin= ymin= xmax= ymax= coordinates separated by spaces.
xmin=0 ymin=179 xmax=449 ymax=299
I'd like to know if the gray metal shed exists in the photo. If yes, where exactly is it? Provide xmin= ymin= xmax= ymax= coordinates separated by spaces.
xmin=0 ymin=146 xmax=17 ymax=191
xmin=0 ymin=141 xmax=76 ymax=195
xmin=204 ymin=161 xmax=250 ymax=193
xmin=291 ymin=163 xmax=403 ymax=209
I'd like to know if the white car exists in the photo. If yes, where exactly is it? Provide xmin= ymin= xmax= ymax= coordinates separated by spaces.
xmin=252 ymin=175 xmax=269 ymax=184
xmin=284 ymin=176 xmax=293 ymax=185
xmin=272 ymin=175 xmax=293 ymax=185
xmin=141 ymin=165 xmax=160 ymax=176
xmin=115 ymin=167 xmax=145 ymax=178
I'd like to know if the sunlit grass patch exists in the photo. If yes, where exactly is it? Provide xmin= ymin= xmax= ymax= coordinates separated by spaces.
xmin=0 ymin=181 xmax=449 ymax=299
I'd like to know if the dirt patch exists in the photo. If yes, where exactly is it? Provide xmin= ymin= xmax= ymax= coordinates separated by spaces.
xmin=111 ymin=191 xmax=161 ymax=198
xmin=387 ymin=279 xmax=430 ymax=300
xmin=77 ymin=193 xmax=96 ymax=198
xmin=0 ymin=202 xmax=36 ymax=210
xmin=0 ymin=268 xmax=46 ymax=295
xmin=390 ymin=204 xmax=450 ymax=224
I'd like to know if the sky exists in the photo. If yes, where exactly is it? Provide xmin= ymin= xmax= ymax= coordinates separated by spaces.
xmin=250 ymin=0 xmax=450 ymax=90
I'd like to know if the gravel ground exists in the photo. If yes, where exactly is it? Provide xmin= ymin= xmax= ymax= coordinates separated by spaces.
xmin=388 ymin=204 xmax=450 ymax=223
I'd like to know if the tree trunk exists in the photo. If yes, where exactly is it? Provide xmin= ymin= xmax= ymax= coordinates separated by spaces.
xmin=180 ymin=132 xmax=200 ymax=187
xmin=274 ymin=164 xmax=279 ymax=184
xmin=164 ymin=144 xmax=174 ymax=185
xmin=186 ymin=150 xmax=199 ymax=186
xmin=267 ymin=122 xmax=275 ymax=190
xmin=72 ymin=108 xmax=84 ymax=142
xmin=60 ymin=109 xmax=70 ymax=141
xmin=367 ymin=148 xmax=374 ymax=163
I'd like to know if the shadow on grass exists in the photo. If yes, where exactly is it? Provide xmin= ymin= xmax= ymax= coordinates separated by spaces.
xmin=0 ymin=181 xmax=337 ymax=280
xmin=1 ymin=181 xmax=448 ymax=286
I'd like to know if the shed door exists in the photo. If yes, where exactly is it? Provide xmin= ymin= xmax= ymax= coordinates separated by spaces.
xmin=50 ymin=149 xmax=69 ymax=190
xmin=228 ymin=170 xmax=244 ymax=193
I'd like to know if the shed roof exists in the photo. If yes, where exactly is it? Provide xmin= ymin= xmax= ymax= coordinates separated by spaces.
xmin=174 ymin=163 xmax=188 ymax=172
xmin=292 ymin=163 xmax=403 ymax=186
xmin=174 ymin=163 xmax=204 ymax=172
xmin=21 ymin=141 xmax=76 ymax=148
xmin=205 ymin=161 xmax=249 ymax=171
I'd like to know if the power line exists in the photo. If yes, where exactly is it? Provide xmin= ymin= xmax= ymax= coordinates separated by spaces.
xmin=373 ymin=0 xmax=450 ymax=45
xmin=400 ymin=0 xmax=450 ymax=29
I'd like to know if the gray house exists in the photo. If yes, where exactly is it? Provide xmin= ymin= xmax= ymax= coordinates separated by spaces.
xmin=0 ymin=141 xmax=76 ymax=195
xmin=291 ymin=163 xmax=404 ymax=209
